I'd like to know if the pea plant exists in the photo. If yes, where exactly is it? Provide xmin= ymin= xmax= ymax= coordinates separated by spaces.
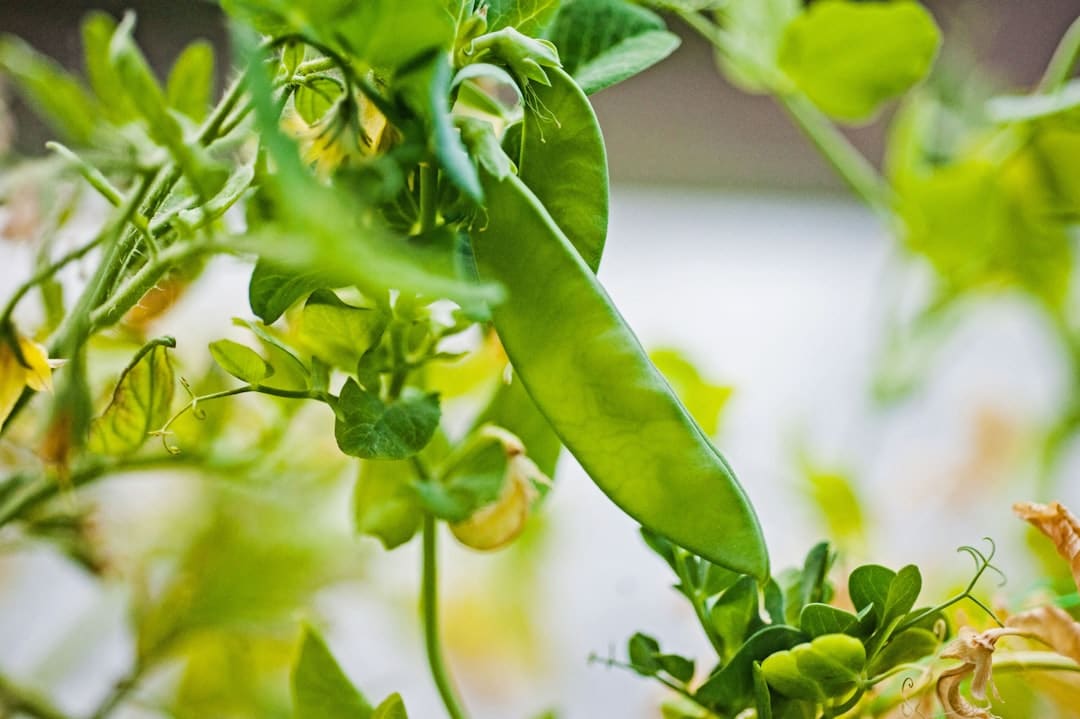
xmin=0 ymin=1 xmax=1078 ymax=718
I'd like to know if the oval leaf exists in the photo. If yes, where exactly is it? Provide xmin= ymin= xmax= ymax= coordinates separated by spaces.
xmin=209 ymin=339 xmax=273 ymax=384
xmin=335 ymin=379 xmax=440 ymax=459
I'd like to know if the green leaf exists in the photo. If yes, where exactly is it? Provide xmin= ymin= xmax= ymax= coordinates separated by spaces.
xmin=0 ymin=34 xmax=101 ymax=144
xmin=710 ymin=576 xmax=759 ymax=662
xmin=233 ymin=319 xmax=311 ymax=392
xmin=784 ymin=541 xmax=834 ymax=625
xmin=848 ymin=564 xmax=895 ymax=624
xmin=882 ymin=564 xmax=922 ymax=628
xmin=293 ymin=627 xmax=373 ymax=719
xmin=334 ymin=380 xmax=440 ymax=460
xmin=354 ymin=460 xmax=423 ymax=549
xmin=576 ymin=30 xmax=679 ymax=95
xmin=778 ymin=0 xmax=942 ymax=123
xmin=717 ymin=0 xmax=801 ymax=93
xmin=222 ymin=0 xmax=455 ymax=73
xmin=651 ymin=349 xmax=732 ymax=437
xmin=485 ymin=0 xmax=561 ymax=36
xmin=546 ymin=0 xmax=678 ymax=94
xmin=658 ymin=654 xmax=696 ymax=684
xmin=294 ymin=75 xmax=344 ymax=125
xmin=248 ymin=259 xmax=330 ymax=325
xmin=209 ymin=339 xmax=273 ymax=384
xmin=866 ymin=627 xmax=939 ymax=677
xmin=472 ymin=171 xmax=768 ymax=579
xmin=628 ymin=632 xmax=663 ymax=676
xmin=81 ymin=11 xmax=137 ymax=124
xmin=372 ymin=693 xmax=408 ymax=719
xmin=752 ymin=662 xmax=773 ymax=719
xmin=166 ymin=40 xmax=214 ymax=121
xmin=299 ymin=290 xmax=389 ymax=369
xmin=798 ymin=603 xmax=857 ymax=638
xmin=88 ymin=342 xmax=175 ymax=456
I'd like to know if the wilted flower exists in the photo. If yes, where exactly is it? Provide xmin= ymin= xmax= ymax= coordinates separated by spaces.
xmin=936 ymin=626 xmax=1025 ymax=718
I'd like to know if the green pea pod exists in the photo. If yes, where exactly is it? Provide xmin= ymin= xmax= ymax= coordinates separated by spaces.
xmin=474 ymin=66 xmax=608 ymax=474
xmin=471 ymin=172 xmax=768 ymax=578
xmin=518 ymin=66 xmax=609 ymax=272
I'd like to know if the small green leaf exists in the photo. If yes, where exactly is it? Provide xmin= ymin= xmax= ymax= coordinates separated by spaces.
xmin=778 ymin=0 xmax=942 ymax=123
xmin=628 ymin=632 xmax=663 ymax=676
xmin=573 ymin=30 xmax=680 ymax=95
xmin=281 ymin=39 xmax=305 ymax=75
xmin=88 ymin=342 xmax=175 ymax=456
xmin=294 ymin=75 xmax=344 ymax=125
xmin=547 ymin=0 xmax=677 ymax=94
xmin=848 ymin=564 xmax=895 ymax=624
xmin=166 ymin=40 xmax=214 ymax=121
xmin=485 ymin=0 xmax=560 ymax=36
xmin=335 ymin=380 xmax=440 ymax=459
xmin=208 ymin=339 xmax=273 ymax=384
xmin=354 ymin=460 xmax=423 ymax=549
xmin=866 ymin=627 xmax=939 ymax=677
xmin=248 ymin=259 xmax=330 ymax=325
xmin=751 ymin=661 xmax=773 ymax=719
xmin=372 ymin=693 xmax=408 ymax=719
xmin=299 ymin=290 xmax=389 ymax=369
xmin=293 ymin=627 xmax=373 ymax=719
xmin=798 ymin=603 xmax=858 ymax=638
xmin=233 ymin=318 xmax=311 ymax=391
xmin=658 ymin=654 xmax=696 ymax=684
xmin=710 ymin=575 xmax=759 ymax=661
xmin=882 ymin=564 xmax=922 ymax=628
xmin=785 ymin=541 xmax=834 ymax=625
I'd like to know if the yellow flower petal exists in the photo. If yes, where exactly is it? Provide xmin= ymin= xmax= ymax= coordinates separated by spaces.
xmin=0 ymin=341 xmax=24 ymax=424
xmin=18 ymin=337 xmax=53 ymax=393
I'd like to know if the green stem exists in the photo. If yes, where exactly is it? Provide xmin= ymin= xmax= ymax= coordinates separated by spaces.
xmin=419 ymin=163 xmax=439 ymax=233
xmin=421 ymin=514 xmax=470 ymax=719
xmin=88 ymin=240 xmax=228 ymax=332
xmin=672 ymin=549 xmax=724 ymax=657
xmin=675 ymin=10 xmax=893 ymax=222
xmin=777 ymin=93 xmax=894 ymax=221
xmin=1040 ymin=14 xmax=1080 ymax=91
xmin=0 ymin=675 xmax=70 ymax=719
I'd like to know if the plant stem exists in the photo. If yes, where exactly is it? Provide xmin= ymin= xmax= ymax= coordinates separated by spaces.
xmin=421 ymin=514 xmax=470 ymax=719
xmin=672 ymin=548 xmax=724 ymax=657
xmin=0 ymin=674 xmax=70 ymax=719
xmin=1040 ymin=14 xmax=1080 ymax=91
xmin=777 ymin=93 xmax=894 ymax=221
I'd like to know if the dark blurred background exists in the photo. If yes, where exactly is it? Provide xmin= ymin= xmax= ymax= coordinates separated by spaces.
xmin=2 ymin=1 xmax=1078 ymax=190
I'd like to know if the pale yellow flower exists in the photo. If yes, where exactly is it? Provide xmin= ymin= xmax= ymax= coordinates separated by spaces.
xmin=282 ymin=90 xmax=388 ymax=178
xmin=0 ymin=334 xmax=56 ymax=423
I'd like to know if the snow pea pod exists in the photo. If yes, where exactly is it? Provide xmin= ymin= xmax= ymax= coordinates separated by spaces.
xmin=471 ymin=172 xmax=769 ymax=578
xmin=518 ymin=66 xmax=608 ymax=271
